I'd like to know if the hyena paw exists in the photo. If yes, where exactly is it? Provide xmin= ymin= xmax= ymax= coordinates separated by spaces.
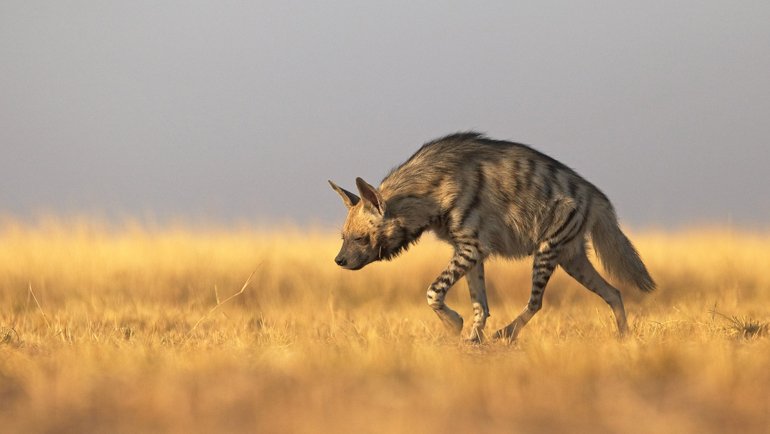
xmin=446 ymin=315 xmax=464 ymax=335
xmin=436 ymin=308 xmax=464 ymax=335
xmin=464 ymin=324 xmax=485 ymax=345
xmin=464 ymin=331 xmax=484 ymax=345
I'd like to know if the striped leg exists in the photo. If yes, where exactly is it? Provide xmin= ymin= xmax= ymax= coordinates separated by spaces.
xmin=426 ymin=243 xmax=480 ymax=335
xmin=465 ymin=261 xmax=490 ymax=343
xmin=493 ymin=245 xmax=559 ymax=341
xmin=560 ymin=249 xmax=629 ymax=336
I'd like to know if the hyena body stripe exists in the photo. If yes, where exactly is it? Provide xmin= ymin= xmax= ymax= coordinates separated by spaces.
xmin=330 ymin=132 xmax=655 ymax=342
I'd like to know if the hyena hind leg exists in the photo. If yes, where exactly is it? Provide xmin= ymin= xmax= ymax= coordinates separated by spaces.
xmin=560 ymin=250 xmax=629 ymax=336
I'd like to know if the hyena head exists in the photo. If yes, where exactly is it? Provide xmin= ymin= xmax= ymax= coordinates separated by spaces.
xmin=328 ymin=177 xmax=386 ymax=270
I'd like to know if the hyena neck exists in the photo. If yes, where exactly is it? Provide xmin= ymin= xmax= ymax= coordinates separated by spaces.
xmin=375 ymin=217 xmax=429 ymax=261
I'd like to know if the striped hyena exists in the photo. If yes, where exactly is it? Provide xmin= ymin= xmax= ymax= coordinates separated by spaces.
xmin=329 ymin=132 xmax=654 ymax=342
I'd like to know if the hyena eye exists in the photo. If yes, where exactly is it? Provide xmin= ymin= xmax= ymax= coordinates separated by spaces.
xmin=354 ymin=235 xmax=369 ymax=244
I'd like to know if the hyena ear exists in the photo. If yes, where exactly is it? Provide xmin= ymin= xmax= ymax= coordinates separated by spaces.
xmin=355 ymin=177 xmax=385 ymax=215
xmin=328 ymin=180 xmax=360 ymax=209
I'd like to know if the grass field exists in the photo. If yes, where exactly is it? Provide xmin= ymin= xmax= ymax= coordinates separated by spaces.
xmin=1 ymin=217 xmax=769 ymax=433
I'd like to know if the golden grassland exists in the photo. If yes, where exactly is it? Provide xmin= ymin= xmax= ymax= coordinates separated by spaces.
xmin=1 ymin=217 xmax=769 ymax=433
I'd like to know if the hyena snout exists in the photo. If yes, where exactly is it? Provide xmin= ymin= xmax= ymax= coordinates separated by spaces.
xmin=334 ymin=246 xmax=371 ymax=270
xmin=334 ymin=254 xmax=347 ymax=267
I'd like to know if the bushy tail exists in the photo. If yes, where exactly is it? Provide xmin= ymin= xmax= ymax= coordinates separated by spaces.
xmin=590 ymin=207 xmax=656 ymax=292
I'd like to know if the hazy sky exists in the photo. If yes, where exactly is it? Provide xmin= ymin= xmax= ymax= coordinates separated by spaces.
xmin=2 ymin=1 xmax=769 ymax=228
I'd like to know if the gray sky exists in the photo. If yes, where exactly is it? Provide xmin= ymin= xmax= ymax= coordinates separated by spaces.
xmin=2 ymin=1 xmax=769 ymax=228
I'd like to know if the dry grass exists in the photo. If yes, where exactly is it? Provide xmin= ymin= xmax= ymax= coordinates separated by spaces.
xmin=1 ymin=217 xmax=769 ymax=433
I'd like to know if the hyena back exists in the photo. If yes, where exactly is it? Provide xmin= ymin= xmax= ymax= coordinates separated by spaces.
xmin=329 ymin=132 xmax=655 ymax=342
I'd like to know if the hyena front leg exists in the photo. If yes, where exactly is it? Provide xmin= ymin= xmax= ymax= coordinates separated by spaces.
xmin=426 ymin=244 xmax=481 ymax=335
xmin=493 ymin=244 xmax=559 ymax=342
xmin=466 ymin=261 xmax=490 ymax=343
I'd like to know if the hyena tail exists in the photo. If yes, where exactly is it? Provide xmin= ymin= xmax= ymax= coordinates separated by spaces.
xmin=590 ymin=205 xmax=656 ymax=292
